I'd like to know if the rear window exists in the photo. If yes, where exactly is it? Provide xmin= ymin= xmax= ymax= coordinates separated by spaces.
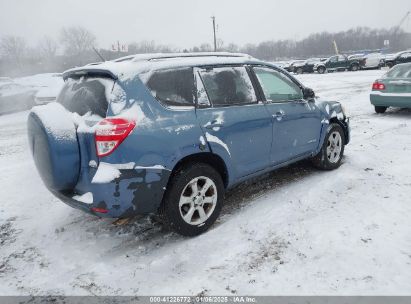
xmin=385 ymin=65 xmax=411 ymax=78
xmin=146 ymin=68 xmax=195 ymax=106
xmin=57 ymin=77 xmax=113 ymax=117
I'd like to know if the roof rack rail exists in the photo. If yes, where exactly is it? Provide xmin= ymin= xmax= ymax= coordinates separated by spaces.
xmin=112 ymin=52 xmax=251 ymax=63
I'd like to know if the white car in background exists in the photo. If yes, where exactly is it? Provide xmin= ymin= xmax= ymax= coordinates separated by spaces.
xmin=363 ymin=53 xmax=383 ymax=69
xmin=32 ymin=73 xmax=64 ymax=105
xmin=34 ymin=85 xmax=62 ymax=105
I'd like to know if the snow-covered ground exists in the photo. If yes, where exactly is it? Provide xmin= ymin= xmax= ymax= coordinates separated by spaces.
xmin=0 ymin=70 xmax=410 ymax=295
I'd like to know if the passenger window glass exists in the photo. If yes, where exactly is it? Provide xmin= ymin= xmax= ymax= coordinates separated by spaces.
xmin=146 ymin=68 xmax=194 ymax=106
xmin=254 ymin=67 xmax=303 ymax=102
xmin=330 ymin=56 xmax=337 ymax=62
xmin=199 ymin=67 xmax=257 ymax=106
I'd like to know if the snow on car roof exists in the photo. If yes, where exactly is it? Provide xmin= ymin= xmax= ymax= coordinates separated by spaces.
xmin=63 ymin=52 xmax=261 ymax=82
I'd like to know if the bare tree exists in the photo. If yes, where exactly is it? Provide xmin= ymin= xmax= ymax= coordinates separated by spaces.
xmin=38 ymin=36 xmax=58 ymax=59
xmin=0 ymin=35 xmax=28 ymax=65
xmin=60 ymin=26 xmax=96 ymax=56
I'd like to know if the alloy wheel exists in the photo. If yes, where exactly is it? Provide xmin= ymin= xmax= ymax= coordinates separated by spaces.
xmin=179 ymin=176 xmax=218 ymax=225
xmin=326 ymin=131 xmax=342 ymax=163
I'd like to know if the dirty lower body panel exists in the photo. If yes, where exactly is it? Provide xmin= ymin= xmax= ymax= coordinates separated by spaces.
xmin=52 ymin=168 xmax=171 ymax=218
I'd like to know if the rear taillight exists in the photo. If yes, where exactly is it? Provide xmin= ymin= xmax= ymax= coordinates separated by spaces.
xmin=372 ymin=81 xmax=385 ymax=91
xmin=95 ymin=118 xmax=136 ymax=157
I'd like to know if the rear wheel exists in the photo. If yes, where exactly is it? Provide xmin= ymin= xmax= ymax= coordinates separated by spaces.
xmin=317 ymin=66 xmax=326 ymax=74
xmin=375 ymin=106 xmax=387 ymax=114
xmin=312 ymin=124 xmax=345 ymax=170
xmin=160 ymin=163 xmax=224 ymax=236
xmin=296 ymin=67 xmax=303 ymax=74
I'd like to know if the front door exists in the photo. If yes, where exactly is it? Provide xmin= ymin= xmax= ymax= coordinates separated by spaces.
xmin=251 ymin=66 xmax=323 ymax=165
xmin=195 ymin=66 xmax=273 ymax=179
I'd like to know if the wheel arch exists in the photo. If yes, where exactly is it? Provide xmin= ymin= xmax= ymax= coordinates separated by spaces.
xmin=329 ymin=117 xmax=349 ymax=145
xmin=169 ymin=152 xmax=230 ymax=189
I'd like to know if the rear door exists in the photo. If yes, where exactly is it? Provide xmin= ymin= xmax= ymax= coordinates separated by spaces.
xmin=337 ymin=55 xmax=348 ymax=69
xmin=195 ymin=66 xmax=272 ymax=178
xmin=251 ymin=66 xmax=323 ymax=165
xmin=328 ymin=56 xmax=338 ymax=70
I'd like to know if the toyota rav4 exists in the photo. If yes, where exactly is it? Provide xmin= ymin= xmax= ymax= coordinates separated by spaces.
xmin=28 ymin=52 xmax=350 ymax=236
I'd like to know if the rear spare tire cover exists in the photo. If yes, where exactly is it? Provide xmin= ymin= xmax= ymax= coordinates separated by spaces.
xmin=27 ymin=103 xmax=80 ymax=192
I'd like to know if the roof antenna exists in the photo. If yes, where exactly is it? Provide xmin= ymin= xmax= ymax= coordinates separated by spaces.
xmin=92 ymin=46 xmax=106 ymax=61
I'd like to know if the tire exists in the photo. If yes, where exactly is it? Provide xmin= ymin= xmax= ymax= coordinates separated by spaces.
xmin=160 ymin=163 xmax=224 ymax=236
xmin=350 ymin=64 xmax=359 ymax=71
xmin=375 ymin=106 xmax=387 ymax=114
xmin=317 ymin=66 xmax=326 ymax=74
xmin=296 ymin=67 xmax=303 ymax=74
xmin=386 ymin=62 xmax=393 ymax=69
xmin=312 ymin=123 xmax=345 ymax=170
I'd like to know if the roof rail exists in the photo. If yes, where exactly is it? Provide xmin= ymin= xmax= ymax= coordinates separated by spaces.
xmin=111 ymin=52 xmax=251 ymax=63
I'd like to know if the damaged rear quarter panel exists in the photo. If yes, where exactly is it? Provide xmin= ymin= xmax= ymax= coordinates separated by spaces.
xmin=84 ymin=76 xmax=212 ymax=216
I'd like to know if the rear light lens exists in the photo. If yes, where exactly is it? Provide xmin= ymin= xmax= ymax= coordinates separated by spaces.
xmin=372 ymin=82 xmax=385 ymax=91
xmin=95 ymin=118 xmax=136 ymax=157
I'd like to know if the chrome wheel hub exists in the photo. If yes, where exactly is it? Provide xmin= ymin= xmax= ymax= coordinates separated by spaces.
xmin=179 ymin=176 xmax=217 ymax=225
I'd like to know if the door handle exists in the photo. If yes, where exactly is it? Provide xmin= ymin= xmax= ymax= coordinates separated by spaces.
xmin=273 ymin=111 xmax=285 ymax=121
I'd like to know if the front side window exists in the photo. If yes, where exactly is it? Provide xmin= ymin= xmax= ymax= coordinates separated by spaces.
xmin=199 ymin=67 xmax=257 ymax=106
xmin=146 ymin=68 xmax=194 ymax=106
xmin=253 ymin=67 xmax=303 ymax=102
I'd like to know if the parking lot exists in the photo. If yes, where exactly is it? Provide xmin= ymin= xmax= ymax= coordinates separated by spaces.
xmin=0 ymin=69 xmax=410 ymax=295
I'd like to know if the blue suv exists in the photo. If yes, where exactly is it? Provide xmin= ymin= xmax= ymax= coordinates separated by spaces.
xmin=28 ymin=53 xmax=350 ymax=236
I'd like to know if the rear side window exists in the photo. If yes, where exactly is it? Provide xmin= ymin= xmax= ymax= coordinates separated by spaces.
xmin=385 ymin=65 xmax=411 ymax=78
xmin=58 ymin=77 xmax=112 ymax=117
xmin=199 ymin=67 xmax=257 ymax=106
xmin=146 ymin=68 xmax=194 ymax=106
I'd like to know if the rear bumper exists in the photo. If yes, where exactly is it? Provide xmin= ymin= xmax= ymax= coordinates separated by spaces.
xmin=370 ymin=93 xmax=411 ymax=108
xmin=52 ymin=167 xmax=171 ymax=218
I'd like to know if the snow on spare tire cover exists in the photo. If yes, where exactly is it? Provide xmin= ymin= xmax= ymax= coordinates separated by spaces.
xmin=28 ymin=102 xmax=80 ymax=192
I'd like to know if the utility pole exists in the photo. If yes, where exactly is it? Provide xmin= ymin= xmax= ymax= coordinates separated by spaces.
xmin=211 ymin=16 xmax=217 ymax=52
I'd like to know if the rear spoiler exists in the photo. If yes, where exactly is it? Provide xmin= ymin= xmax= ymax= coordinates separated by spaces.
xmin=62 ymin=68 xmax=118 ymax=81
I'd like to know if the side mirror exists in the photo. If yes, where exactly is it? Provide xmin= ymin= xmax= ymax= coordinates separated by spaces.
xmin=303 ymin=87 xmax=315 ymax=100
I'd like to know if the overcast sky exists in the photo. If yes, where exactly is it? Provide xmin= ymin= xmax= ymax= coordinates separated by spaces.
xmin=1 ymin=0 xmax=410 ymax=49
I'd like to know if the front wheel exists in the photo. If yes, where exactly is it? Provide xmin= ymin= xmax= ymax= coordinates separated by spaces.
xmin=375 ymin=106 xmax=387 ymax=114
xmin=312 ymin=123 xmax=345 ymax=170
xmin=160 ymin=163 xmax=224 ymax=236
xmin=350 ymin=64 xmax=359 ymax=71
xmin=296 ymin=67 xmax=303 ymax=74
xmin=317 ymin=67 xmax=326 ymax=74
